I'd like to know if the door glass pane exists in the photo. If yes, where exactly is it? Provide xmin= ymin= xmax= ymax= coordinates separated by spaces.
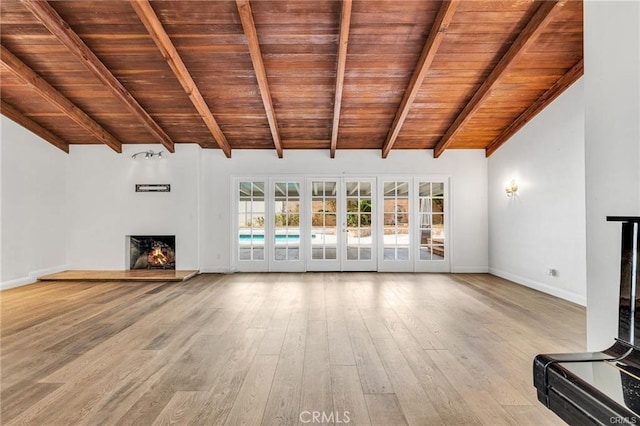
xmin=253 ymin=248 xmax=264 ymax=260
xmin=397 ymin=247 xmax=409 ymax=259
xmin=274 ymin=182 xmax=286 ymax=198
xmin=239 ymin=248 xmax=251 ymax=260
xmin=360 ymin=247 xmax=372 ymax=260
xmin=345 ymin=181 xmax=358 ymax=196
xmin=382 ymin=180 xmax=410 ymax=261
xmin=311 ymin=180 xmax=338 ymax=261
xmin=384 ymin=182 xmax=396 ymax=196
xmin=274 ymin=181 xmax=300 ymax=261
xmin=418 ymin=181 xmax=445 ymax=261
xmin=238 ymin=181 xmax=265 ymax=261
xmin=324 ymin=200 xmax=337 ymax=213
xmin=347 ymin=247 xmax=358 ymax=260
xmin=384 ymin=199 xmax=397 ymax=214
xmin=432 ymin=198 xmax=444 ymax=213
xmin=312 ymin=248 xmax=323 ymax=259
xmin=432 ymin=246 xmax=444 ymax=260
xmin=326 ymin=247 xmax=337 ymax=260
xmin=419 ymin=182 xmax=430 ymax=197
xmin=397 ymin=182 xmax=409 ymax=197
xmin=360 ymin=182 xmax=371 ymax=197
xmin=344 ymin=180 xmax=374 ymax=262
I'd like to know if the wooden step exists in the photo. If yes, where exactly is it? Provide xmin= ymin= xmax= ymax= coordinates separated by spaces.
xmin=38 ymin=270 xmax=198 ymax=282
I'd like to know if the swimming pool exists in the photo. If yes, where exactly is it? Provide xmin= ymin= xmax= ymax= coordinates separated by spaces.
xmin=239 ymin=234 xmax=306 ymax=243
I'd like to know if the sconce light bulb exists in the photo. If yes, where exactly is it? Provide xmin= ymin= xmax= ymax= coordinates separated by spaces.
xmin=505 ymin=179 xmax=518 ymax=197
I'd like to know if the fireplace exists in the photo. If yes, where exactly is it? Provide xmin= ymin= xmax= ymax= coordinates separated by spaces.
xmin=130 ymin=235 xmax=176 ymax=270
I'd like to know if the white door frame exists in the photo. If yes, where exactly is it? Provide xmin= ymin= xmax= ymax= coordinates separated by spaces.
xmin=377 ymin=177 xmax=414 ymax=272
xmin=341 ymin=177 xmax=377 ymax=271
xmin=269 ymin=177 xmax=305 ymax=272
xmin=306 ymin=177 xmax=342 ymax=271
xmin=413 ymin=177 xmax=451 ymax=273
xmin=233 ymin=178 xmax=269 ymax=272
xmin=232 ymin=175 xmax=451 ymax=273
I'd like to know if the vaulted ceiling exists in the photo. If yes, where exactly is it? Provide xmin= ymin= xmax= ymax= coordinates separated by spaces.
xmin=0 ymin=0 xmax=583 ymax=158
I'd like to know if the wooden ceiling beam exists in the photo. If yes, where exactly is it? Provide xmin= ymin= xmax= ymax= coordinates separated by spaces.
xmin=433 ymin=0 xmax=565 ymax=158
xmin=485 ymin=59 xmax=583 ymax=157
xmin=236 ymin=0 xmax=283 ymax=159
xmin=22 ymin=0 xmax=175 ymax=153
xmin=0 ymin=45 xmax=122 ymax=152
xmin=382 ymin=0 xmax=459 ymax=159
xmin=1 ymin=100 xmax=69 ymax=153
xmin=330 ymin=0 xmax=352 ymax=159
xmin=130 ymin=0 xmax=232 ymax=158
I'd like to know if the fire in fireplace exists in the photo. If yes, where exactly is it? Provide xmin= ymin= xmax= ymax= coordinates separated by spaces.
xmin=130 ymin=235 xmax=176 ymax=270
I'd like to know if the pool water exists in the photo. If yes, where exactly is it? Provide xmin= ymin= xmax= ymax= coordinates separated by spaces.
xmin=239 ymin=234 xmax=306 ymax=242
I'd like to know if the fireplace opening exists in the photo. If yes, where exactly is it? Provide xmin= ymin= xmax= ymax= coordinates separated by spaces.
xmin=130 ymin=235 xmax=176 ymax=270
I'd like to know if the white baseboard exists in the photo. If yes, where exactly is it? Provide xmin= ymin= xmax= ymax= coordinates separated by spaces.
xmin=0 ymin=276 xmax=35 ymax=291
xmin=451 ymin=266 xmax=490 ymax=273
xmin=198 ymin=266 xmax=234 ymax=274
xmin=1 ymin=264 xmax=68 ymax=291
xmin=489 ymin=267 xmax=586 ymax=306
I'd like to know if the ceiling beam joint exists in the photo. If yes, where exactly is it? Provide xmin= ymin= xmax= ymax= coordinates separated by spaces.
xmin=330 ymin=0 xmax=353 ymax=159
xmin=433 ymin=0 xmax=565 ymax=158
xmin=130 ymin=0 xmax=232 ymax=158
xmin=485 ymin=59 xmax=584 ymax=157
xmin=236 ymin=0 xmax=283 ymax=158
xmin=1 ymin=100 xmax=70 ymax=153
xmin=1 ymin=45 xmax=122 ymax=152
xmin=22 ymin=0 xmax=175 ymax=153
xmin=382 ymin=0 xmax=460 ymax=159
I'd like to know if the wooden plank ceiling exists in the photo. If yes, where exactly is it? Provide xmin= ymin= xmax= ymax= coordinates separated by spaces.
xmin=0 ymin=0 xmax=583 ymax=158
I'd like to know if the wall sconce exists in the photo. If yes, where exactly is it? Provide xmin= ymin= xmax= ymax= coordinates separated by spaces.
xmin=505 ymin=179 xmax=519 ymax=197
xmin=131 ymin=150 xmax=164 ymax=160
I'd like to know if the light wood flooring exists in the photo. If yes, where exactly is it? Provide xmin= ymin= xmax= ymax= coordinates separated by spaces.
xmin=0 ymin=273 xmax=585 ymax=425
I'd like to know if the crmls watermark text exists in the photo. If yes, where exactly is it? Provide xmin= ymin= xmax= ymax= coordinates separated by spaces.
xmin=610 ymin=416 xmax=638 ymax=424
xmin=299 ymin=411 xmax=351 ymax=424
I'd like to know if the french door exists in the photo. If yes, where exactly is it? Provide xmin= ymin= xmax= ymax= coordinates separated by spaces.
xmin=236 ymin=180 xmax=267 ymax=272
xmin=235 ymin=178 xmax=304 ymax=272
xmin=271 ymin=179 xmax=304 ymax=271
xmin=379 ymin=179 xmax=412 ymax=271
xmin=414 ymin=179 xmax=449 ymax=272
xmin=306 ymin=178 xmax=376 ymax=271
xmin=343 ymin=179 xmax=376 ymax=271
xmin=234 ymin=176 xmax=447 ymax=273
xmin=377 ymin=178 xmax=449 ymax=272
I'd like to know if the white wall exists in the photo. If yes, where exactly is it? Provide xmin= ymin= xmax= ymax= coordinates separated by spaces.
xmin=66 ymin=144 xmax=200 ymax=270
xmin=2 ymin=131 xmax=488 ymax=281
xmin=0 ymin=116 xmax=69 ymax=289
xmin=67 ymin=148 xmax=489 ymax=273
xmin=199 ymin=149 xmax=488 ymax=273
xmin=488 ymin=79 xmax=587 ymax=305
xmin=584 ymin=1 xmax=640 ymax=350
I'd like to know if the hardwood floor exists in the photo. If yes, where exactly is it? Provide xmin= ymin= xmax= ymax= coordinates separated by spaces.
xmin=0 ymin=273 xmax=585 ymax=425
